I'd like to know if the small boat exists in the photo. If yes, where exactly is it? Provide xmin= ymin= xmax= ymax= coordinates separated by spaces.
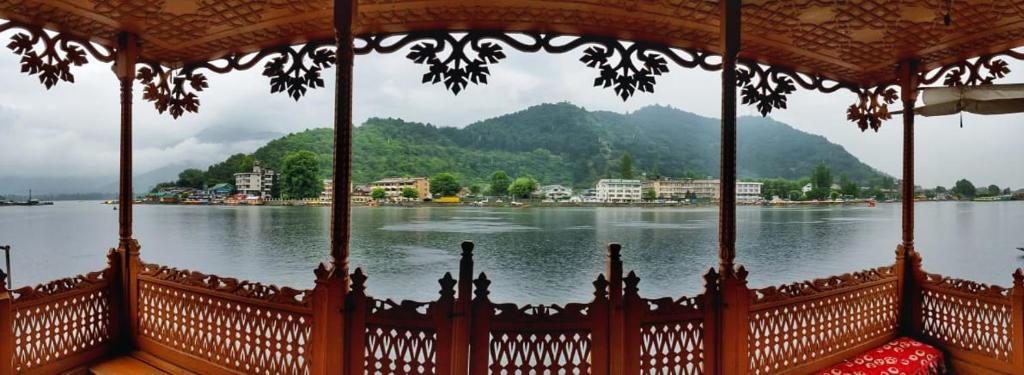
xmin=1018 ymin=247 xmax=1024 ymax=252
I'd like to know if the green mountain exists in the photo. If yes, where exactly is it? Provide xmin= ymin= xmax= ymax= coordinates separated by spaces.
xmin=191 ymin=103 xmax=887 ymax=189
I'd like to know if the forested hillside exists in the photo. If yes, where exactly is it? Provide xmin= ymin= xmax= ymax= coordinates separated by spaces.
xmin=186 ymin=103 xmax=887 ymax=189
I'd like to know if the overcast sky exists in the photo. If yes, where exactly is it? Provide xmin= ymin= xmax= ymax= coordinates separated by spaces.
xmin=0 ymin=44 xmax=1022 ymax=190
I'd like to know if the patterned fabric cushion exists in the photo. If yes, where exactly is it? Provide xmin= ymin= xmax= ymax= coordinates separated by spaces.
xmin=816 ymin=338 xmax=945 ymax=375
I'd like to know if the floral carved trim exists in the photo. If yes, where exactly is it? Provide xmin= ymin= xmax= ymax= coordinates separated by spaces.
xmin=261 ymin=41 xmax=335 ymax=100
xmin=369 ymin=298 xmax=434 ymax=319
xmin=919 ymin=271 xmax=1011 ymax=299
xmin=12 ymin=270 xmax=107 ymax=303
xmin=642 ymin=295 xmax=703 ymax=316
xmin=751 ymin=265 xmax=896 ymax=305
xmin=1 ymin=21 xmax=114 ymax=89
xmin=920 ymin=50 xmax=1024 ymax=87
xmin=136 ymin=62 xmax=208 ymax=119
xmin=847 ymin=85 xmax=899 ymax=132
xmin=138 ymin=262 xmax=312 ymax=307
xmin=492 ymin=302 xmax=591 ymax=323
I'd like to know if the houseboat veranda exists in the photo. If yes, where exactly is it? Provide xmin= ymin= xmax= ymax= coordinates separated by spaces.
xmin=0 ymin=1 xmax=1021 ymax=374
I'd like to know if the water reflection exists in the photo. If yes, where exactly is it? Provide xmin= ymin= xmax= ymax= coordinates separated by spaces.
xmin=1 ymin=201 xmax=1022 ymax=304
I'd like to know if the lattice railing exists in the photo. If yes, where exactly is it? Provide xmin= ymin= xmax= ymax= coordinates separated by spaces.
xmin=637 ymin=296 xmax=706 ymax=375
xmin=486 ymin=304 xmax=595 ymax=374
xmin=136 ymin=262 xmax=313 ymax=375
xmin=920 ymin=271 xmax=1015 ymax=364
xmin=363 ymin=299 xmax=439 ymax=375
xmin=747 ymin=266 xmax=899 ymax=375
xmin=10 ymin=269 xmax=113 ymax=373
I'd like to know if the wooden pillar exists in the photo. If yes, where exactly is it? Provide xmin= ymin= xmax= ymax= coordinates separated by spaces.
xmin=621 ymin=271 xmax=641 ymax=375
xmin=718 ymin=3 xmax=747 ymax=374
xmin=468 ymin=273 xmax=492 ymax=375
xmin=113 ymin=32 xmax=141 ymax=350
xmin=896 ymin=60 xmax=922 ymax=338
xmin=0 ymin=270 xmax=13 ymax=374
xmin=606 ymin=244 xmax=623 ymax=375
xmin=718 ymin=0 xmax=740 ymax=274
xmin=323 ymin=1 xmax=356 ymax=374
xmin=1011 ymin=269 xmax=1024 ymax=372
xmin=449 ymin=241 xmax=474 ymax=375
xmin=701 ymin=268 xmax=720 ymax=375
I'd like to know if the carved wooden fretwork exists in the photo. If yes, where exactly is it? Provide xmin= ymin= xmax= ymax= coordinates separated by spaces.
xmin=137 ymin=261 xmax=312 ymax=306
xmin=750 ymin=266 xmax=896 ymax=304
xmin=920 ymin=51 xmax=1024 ymax=87
xmin=488 ymin=330 xmax=592 ymax=374
xmin=365 ymin=324 xmax=437 ymax=374
xmin=137 ymin=271 xmax=313 ymax=375
xmin=0 ymin=21 xmax=113 ymax=89
xmin=918 ymin=271 xmax=1015 ymax=364
xmin=135 ymin=63 xmax=208 ymax=119
xmin=846 ymin=85 xmax=899 ymax=132
xmin=10 ymin=267 xmax=112 ymax=373
xmin=748 ymin=267 xmax=899 ymax=375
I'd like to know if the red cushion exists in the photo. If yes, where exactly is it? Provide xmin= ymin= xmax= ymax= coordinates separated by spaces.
xmin=816 ymin=338 xmax=945 ymax=375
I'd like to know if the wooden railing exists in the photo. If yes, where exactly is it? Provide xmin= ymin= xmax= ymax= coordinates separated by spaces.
xmin=3 ymin=243 xmax=1024 ymax=374
xmin=915 ymin=266 xmax=1024 ymax=373
xmin=135 ymin=262 xmax=314 ymax=375
xmin=745 ymin=266 xmax=900 ymax=375
xmin=1 ymin=250 xmax=117 ymax=374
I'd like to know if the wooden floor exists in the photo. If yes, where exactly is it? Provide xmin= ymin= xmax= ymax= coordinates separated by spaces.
xmin=85 ymin=352 xmax=194 ymax=375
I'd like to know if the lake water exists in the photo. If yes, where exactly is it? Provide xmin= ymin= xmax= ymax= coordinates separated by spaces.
xmin=1 ymin=201 xmax=1022 ymax=304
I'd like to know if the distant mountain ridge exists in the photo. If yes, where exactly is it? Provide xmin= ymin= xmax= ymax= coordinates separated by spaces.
xmin=210 ymin=103 xmax=886 ymax=189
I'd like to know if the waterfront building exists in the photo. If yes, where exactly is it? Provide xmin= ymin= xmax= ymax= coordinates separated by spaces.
xmin=206 ymin=183 xmax=234 ymax=200
xmin=596 ymin=179 xmax=642 ymax=203
xmin=320 ymin=179 xmax=334 ymax=203
xmin=539 ymin=185 xmax=572 ymax=200
xmin=370 ymin=177 xmax=430 ymax=201
xmin=737 ymin=181 xmax=764 ymax=202
xmin=233 ymin=162 xmax=275 ymax=200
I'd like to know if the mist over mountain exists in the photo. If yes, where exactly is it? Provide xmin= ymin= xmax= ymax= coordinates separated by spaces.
xmin=202 ymin=103 xmax=886 ymax=189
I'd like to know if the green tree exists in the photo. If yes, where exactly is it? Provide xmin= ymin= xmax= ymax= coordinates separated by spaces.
xmin=952 ymin=179 xmax=977 ymax=198
xmin=489 ymin=171 xmax=510 ymax=197
xmin=177 ymin=169 xmax=206 ymax=189
xmin=987 ymin=184 xmax=1001 ymax=196
xmin=401 ymin=187 xmax=419 ymax=199
xmin=1003 ymin=187 xmax=1012 ymax=195
xmin=469 ymin=184 xmax=482 ymax=196
xmin=807 ymin=162 xmax=833 ymax=200
xmin=508 ymin=177 xmax=539 ymax=199
xmin=430 ymin=173 xmax=461 ymax=197
xmin=204 ymin=153 xmax=255 ymax=184
xmin=280 ymin=151 xmax=322 ymax=199
xmin=838 ymin=173 xmax=859 ymax=198
xmin=643 ymin=188 xmax=657 ymax=201
xmin=620 ymin=153 xmax=634 ymax=179
xmin=371 ymin=187 xmax=386 ymax=200
xmin=935 ymin=186 xmax=947 ymax=193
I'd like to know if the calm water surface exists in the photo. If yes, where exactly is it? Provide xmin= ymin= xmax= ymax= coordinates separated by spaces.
xmin=1 ymin=202 xmax=1022 ymax=304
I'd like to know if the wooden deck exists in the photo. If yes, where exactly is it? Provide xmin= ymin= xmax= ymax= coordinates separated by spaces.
xmin=85 ymin=352 xmax=193 ymax=375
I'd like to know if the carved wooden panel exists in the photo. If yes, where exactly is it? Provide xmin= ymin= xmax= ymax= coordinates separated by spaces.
xmin=137 ymin=264 xmax=313 ymax=375
xmin=11 ymin=271 xmax=112 ymax=372
xmin=920 ymin=273 xmax=1014 ymax=363
xmin=640 ymin=320 xmax=703 ymax=375
xmin=488 ymin=330 xmax=592 ymax=374
xmin=636 ymin=295 xmax=705 ymax=375
xmin=747 ymin=268 xmax=898 ymax=375
xmin=363 ymin=298 xmax=438 ymax=375
xmin=487 ymin=303 xmax=594 ymax=374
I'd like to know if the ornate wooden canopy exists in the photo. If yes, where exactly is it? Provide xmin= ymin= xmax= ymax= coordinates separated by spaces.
xmin=1 ymin=0 xmax=1022 ymax=86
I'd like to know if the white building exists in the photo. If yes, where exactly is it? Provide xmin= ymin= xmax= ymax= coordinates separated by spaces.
xmin=234 ymin=162 xmax=275 ymax=199
xmin=596 ymin=179 xmax=642 ymax=203
xmin=539 ymin=185 xmax=572 ymax=200
xmin=802 ymin=183 xmax=813 ymax=193
xmin=319 ymin=179 xmax=334 ymax=203
xmin=737 ymin=181 xmax=764 ymax=202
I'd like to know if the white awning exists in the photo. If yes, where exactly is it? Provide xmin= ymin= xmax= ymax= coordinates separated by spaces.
xmin=894 ymin=84 xmax=1024 ymax=116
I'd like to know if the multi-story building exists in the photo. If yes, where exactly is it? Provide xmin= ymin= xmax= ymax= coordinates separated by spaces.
xmin=234 ymin=162 xmax=275 ymax=200
xmin=649 ymin=178 xmax=719 ymax=200
xmin=370 ymin=177 xmax=430 ymax=201
xmin=320 ymin=179 xmax=334 ymax=203
xmin=539 ymin=185 xmax=572 ymax=200
xmin=737 ymin=181 xmax=764 ymax=202
xmin=596 ymin=179 xmax=642 ymax=203
xmin=649 ymin=178 xmax=761 ymax=201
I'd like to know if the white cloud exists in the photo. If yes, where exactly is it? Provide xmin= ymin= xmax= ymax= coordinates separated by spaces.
xmin=0 ymin=38 xmax=1022 ymax=189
